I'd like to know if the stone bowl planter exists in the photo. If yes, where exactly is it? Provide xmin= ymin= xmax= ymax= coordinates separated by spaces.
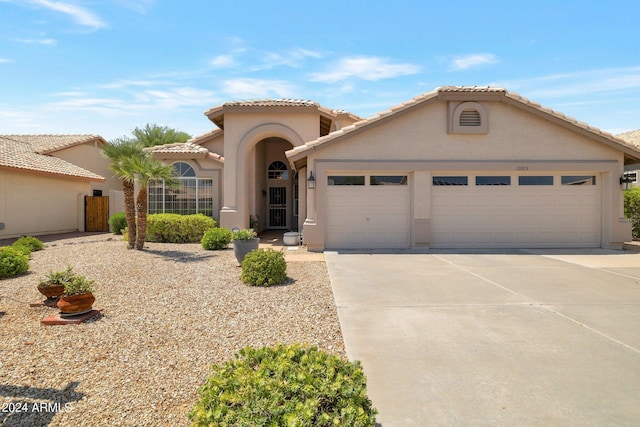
xmin=233 ymin=238 xmax=260 ymax=264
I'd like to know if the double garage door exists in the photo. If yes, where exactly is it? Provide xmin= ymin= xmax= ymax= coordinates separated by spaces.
xmin=325 ymin=172 xmax=601 ymax=249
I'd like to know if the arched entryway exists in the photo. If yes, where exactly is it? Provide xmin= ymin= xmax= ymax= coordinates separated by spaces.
xmin=252 ymin=137 xmax=297 ymax=231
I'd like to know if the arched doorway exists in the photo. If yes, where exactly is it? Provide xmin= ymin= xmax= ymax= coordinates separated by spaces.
xmin=253 ymin=137 xmax=296 ymax=231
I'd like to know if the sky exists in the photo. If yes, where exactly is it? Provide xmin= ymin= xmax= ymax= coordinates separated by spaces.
xmin=1 ymin=0 xmax=639 ymax=141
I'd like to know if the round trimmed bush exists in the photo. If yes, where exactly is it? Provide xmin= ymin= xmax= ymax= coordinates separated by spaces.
xmin=12 ymin=236 xmax=44 ymax=252
xmin=108 ymin=212 xmax=127 ymax=235
xmin=240 ymin=248 xmax=286 ymax=286
xmin=201 ymin=227 xmax=233 ymax=250
xmin=189 ymin=344 xmax=378 ymax=426
xmin=0 ymin=247 xmax=30 ymax=279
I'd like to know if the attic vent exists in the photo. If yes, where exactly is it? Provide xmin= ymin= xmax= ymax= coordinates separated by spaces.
xmin=449 ymin=101 xmax=489 ymax=134
xmin=459 ymin=109 xmax=481 ymax=126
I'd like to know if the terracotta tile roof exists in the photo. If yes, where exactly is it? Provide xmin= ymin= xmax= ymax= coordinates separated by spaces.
xmin=0 ymin=135 xmax=105 ymax=181
xmin=145 ymin=141 xmax=224 ymax=163
xmin=223 ymin=99 xmax=320 ymax=108
xmin=287 ymin=86 xmax=640 ymax=162
xmin=2 ymin=134 xmax=106 ymax=154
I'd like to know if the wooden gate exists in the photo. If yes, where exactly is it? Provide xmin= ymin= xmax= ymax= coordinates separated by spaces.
xmin=85 ymin=196 xmax=109 ymax=232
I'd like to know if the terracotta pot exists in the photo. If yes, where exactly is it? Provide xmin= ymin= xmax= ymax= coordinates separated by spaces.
xmin=37 ymin=283 xmax=65 ymax=299
xmin=57 ymin=292 xmax=95 ymax=315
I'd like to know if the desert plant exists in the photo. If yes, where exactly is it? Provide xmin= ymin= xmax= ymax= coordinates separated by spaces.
xmin=240 ymin=248 xmax=286 ymax=286
xmin=39 ymin=266 xmax=75 ymax=288
xmin=63 ymin=275 xmax=95 ymax=296
xmin=232 ymin=228 xmax=257 ymax=241
xmin=108 ymin=212 xmax=127 ymax=235
xmin=0 ymin=247 xmax=29 ymax=279
xmin=146 ymin=213 xmax=217 ymax=243
xmin=201 ymin=227 xmax=233 ymax=250
xmin=189 ymin=344 xmax=377 ymax=426
xmin=12 ymin=236 xmax=44 ymax=252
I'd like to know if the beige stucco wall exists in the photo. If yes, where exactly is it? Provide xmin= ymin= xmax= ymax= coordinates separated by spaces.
xmin=53 ymin=142 xmax=120 ymax=195
xmin=300 ymin=100 xmax=630 ymax=250
xmin=220 ymin=111 xmax=320 ymax=229
xmin=0 ymin=169 xmax=89 ymax=239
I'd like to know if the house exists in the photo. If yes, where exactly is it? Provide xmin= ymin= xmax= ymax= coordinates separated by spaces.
xmin=147 ymin=86 xmax=640 ymax=250
xmin=0 ymin=135 xmax=121 ymax=239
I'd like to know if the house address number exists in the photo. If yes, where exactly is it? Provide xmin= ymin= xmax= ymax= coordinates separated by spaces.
xmin=516 ymin=166 xmax=529 ymax=171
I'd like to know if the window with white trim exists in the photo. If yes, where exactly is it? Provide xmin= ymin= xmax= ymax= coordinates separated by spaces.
xmin=148 ymin=162 xmax=214 ymax=217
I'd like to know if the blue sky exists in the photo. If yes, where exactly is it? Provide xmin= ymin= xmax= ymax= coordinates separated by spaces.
xmin=1 ymin=0 xmax=639 ymax=140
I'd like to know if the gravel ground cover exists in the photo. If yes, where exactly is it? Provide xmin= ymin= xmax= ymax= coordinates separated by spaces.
xmin=0 ymin=235 xmax=344 ymax=426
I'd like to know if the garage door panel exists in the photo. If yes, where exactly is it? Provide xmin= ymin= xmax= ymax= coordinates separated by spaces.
xmin=431 ymin=176 xmax=601 ymax=248
xmin=326 ymin=180 xmax=410 ymax=249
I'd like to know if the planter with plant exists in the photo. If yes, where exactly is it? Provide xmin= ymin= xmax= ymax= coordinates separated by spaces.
xmin=232 ymin=228 xmax=260 ymax=264
xmin=37 ymin=266 xmax=74 ymax=300
xmin=57 ymin=271 xmax=96 ymax=316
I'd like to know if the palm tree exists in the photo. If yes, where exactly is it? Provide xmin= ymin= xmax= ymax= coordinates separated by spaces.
xmin=125 ymin=154 xmax=176 ymax=250
xmin=102 ymin=138 xmax=144 ymax=249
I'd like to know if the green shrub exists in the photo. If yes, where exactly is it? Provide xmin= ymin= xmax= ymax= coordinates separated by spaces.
xmin=145 ymin=214 xmax=217 ymax=243
xmin=625 ymin=187 xmax=640 ymax=240
xmin=241 ymin=248 xmax=286 ymax=287
xmin=232 ymin=228 xmax=257 ymax=241
xmin=8 ymin=244 xmax=32 ymax=257
xmin=109 ymin=212 xmax=127 ymax=235
xmin=189 ymin=343 xmax=377 ymax=426
xmin=0 ymin=247 xmax=29 ymax=279
xmin=201 ymin=227 xmax=233 ymax=250
xmin=12 ymin=236 xmax=43 ymax=252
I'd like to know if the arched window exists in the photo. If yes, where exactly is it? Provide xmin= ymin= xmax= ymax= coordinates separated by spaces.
xmin=173 ymin=162 xmax=196 ymax=177
xmin=268 ymin=160 xmax=289 ymax=180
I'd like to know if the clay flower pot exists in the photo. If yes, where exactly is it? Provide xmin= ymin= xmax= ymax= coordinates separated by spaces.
xmin=57 ymin=293 xmax=95 ymax=316
xmin=37 ymin=283 xmax=65 ymax=299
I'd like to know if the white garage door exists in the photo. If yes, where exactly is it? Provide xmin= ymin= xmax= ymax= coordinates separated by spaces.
xmin=326 ymin=174 xmax=410 ymax=249
xmin=431 ymin=174 xmax=601 ymax=248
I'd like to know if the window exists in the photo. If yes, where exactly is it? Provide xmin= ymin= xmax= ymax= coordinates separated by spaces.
xmin=370 ymin=175 xmax=408 ymax=185
xmin=148 ymin=162 xmax=214 ymax=217
xmin=518 ymin=176 xmax=553 ymax=186
xmin=327 ymin=176 xmax=365 ymax=186
xmin=433 ymin=176 xmax=468 ymax=186
xmin=268 ymin=161 xmax=288 ymax=180
xmin=561 ymin=176 xmax=596 ymax=186
xmin=476 ymin=176 xmax=511 ymax=186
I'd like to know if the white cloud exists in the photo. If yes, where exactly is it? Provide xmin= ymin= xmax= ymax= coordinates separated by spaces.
xmin=309 ymin=56 xmax=420 ymax=83
xmin=109 ymin=0 xmax=153 ymax=13
xmin=28 ymin=0 xmax=107 ymax=29
xmin=16 ymin=38 xmax=57 ymax=45
xmin=450 ymin=53 xmax=498 ymax=71
xmin=222 ymin=78 xmax=295 ymax=99
xmin=260 ymin=48 xmax=323 ymax=69
xmin=0 ymin=58 xmax=13 ymax=63
xmin=210 ymin=54 xmax=236 ymax=68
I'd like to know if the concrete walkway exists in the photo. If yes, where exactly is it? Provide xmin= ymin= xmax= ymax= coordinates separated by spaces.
xmin=325 ymin=249 xmax=640 ymax=427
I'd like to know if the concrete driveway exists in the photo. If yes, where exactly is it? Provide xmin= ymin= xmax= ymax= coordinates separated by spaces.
xmin=324 ymin=249 xmax=640 ymax=427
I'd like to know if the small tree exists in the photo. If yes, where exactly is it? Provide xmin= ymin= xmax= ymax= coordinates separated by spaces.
xmin=624 ymin=187 xmax=640 ymax=240
xmin=125 ymin=155 xmax=176 ymax=250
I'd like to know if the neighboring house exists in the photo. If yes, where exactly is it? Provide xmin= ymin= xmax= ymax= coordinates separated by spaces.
xmin=0 ymin=135 xmax=121 ymax=239
xmin=147 ymin=86 xmax=640 ymax=250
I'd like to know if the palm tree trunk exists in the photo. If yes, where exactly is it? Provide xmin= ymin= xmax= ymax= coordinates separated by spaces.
xmin=123 ymin=180 xmax=136 ymax=250
xmin=135 ymin=187 xmax=148 ymax=250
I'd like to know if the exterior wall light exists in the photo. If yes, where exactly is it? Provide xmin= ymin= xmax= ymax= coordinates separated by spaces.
xmin=620 ymin=174 xmax=634 ymax=190
xmin=307 ymin=171 xmax=316 ymax=189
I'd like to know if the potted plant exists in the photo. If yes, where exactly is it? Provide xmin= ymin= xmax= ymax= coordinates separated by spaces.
xmin=57 ymin=273 xmax=96 ymax=316
xmin=232 ymin=228 xmax=260 ymax=264
xmin=37 ymin=266 xmax=74 ymax=302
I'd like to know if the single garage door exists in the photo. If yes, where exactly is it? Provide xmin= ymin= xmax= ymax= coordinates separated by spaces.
xmin=431 ymin=174 xmax=601 ymax=248
xmin=326 ymin=174 xmax=410 ymax=249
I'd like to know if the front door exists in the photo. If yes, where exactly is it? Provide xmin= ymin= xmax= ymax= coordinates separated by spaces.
xmin=268 ymin=186 xmax=287 ymax=228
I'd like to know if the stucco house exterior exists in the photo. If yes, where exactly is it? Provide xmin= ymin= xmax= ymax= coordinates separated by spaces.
xmin=0 ymin=134 xmax=121 ymax=239
xmin=148 ymin=86 xmax=640 ymax=251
